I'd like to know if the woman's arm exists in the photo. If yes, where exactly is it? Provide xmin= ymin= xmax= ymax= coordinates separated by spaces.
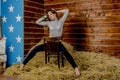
xmin=35 ymin=15 xmax=48 ymax=26
xmin=57 ymin=9 xmax=69 ymax=13
xmin=57 ymin=9 xmax=69 ymax=22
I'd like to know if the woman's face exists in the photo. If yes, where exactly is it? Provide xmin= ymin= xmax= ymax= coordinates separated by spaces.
xmin=47 ymin=11 xmax=56 ymax=20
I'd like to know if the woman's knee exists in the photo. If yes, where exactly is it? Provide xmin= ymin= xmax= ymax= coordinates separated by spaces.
xmin=32 ymin=44 xmax=44 ymax=52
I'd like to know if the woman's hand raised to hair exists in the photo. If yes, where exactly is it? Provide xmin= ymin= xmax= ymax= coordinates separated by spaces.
xmin=36 ymin=15 xmax=47 ymax=24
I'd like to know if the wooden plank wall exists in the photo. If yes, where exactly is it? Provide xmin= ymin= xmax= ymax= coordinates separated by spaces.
xmin=24 ymin=0 xmax=44 ymax=55
xmin=44 ymin=0 xmax=120 ymax=56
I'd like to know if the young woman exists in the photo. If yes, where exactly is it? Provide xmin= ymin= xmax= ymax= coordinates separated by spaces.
xmin=20 ymin=8 xmax=80 ymax=76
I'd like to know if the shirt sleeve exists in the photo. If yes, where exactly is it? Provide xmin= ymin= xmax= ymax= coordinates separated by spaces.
xmin=60 ymin=9 xmax=69 ymax=23
xmin=36 ymin=21 xmax=49 ymax=26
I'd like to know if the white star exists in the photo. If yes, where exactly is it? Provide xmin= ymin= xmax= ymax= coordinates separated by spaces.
xmin=2 ymin=16 xmax=7 ymax=23
xmin=9 ymin=45 xmax=15 ymax=52
xmin=16 ymin=14 xmax=21 ymax=22
xmin=16 ymin=35 xmax=22 ymax=43
xmin=8 ymin=25 xmax=14 ymax=32
xmin=16 ymin=55 xmax=22 ymax=63
xmin=3 ymin=35 xmax=7 ymax=40
xmin=8 ymin=5 xmax=14 ymax=12
xmin=3 ymin=0 xmax=7 ymax=2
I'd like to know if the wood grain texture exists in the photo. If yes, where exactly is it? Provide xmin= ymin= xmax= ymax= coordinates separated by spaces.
xmin=24 ymin=0 xmax=44 ymax=55
xmin=44 ymin=0 xmax=120 ymax=56
xmin=23 ymin=0 xmax=120 ymax=57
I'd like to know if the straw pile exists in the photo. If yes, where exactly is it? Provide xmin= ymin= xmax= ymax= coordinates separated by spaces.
xmin=3 ymin=40 xmax=120 ymax=80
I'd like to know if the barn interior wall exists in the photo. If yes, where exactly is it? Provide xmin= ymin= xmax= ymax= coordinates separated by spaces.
xmin=24 ymin=0 xmax=120 ymax=57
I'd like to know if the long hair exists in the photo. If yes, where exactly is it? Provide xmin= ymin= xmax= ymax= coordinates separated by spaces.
xmin=45 ymin=8 xmax=59 ymax=20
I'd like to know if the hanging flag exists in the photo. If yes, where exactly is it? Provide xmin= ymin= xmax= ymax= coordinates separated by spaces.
xmin=0 ymin=0 xmax=1 ymax=16
xmin=1 ymin=0 xmax=24 ymax=66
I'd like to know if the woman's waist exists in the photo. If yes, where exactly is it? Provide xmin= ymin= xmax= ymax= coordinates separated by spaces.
xmin=44 ymin=36 xmax=62 ymax=42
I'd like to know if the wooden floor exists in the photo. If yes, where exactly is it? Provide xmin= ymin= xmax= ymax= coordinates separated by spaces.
xmin=0 ymin=74 xmax=19 ymax=80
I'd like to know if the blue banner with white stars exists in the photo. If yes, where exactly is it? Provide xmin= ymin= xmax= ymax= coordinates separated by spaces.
xmin=0 ymin=0 xmax=1 ymax=16
xmin=1 ymin=0 xmax=24 ymax=66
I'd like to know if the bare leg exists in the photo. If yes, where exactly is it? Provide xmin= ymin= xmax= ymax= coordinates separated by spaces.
xmin=19 ymin=63 xmax=24 ymax=70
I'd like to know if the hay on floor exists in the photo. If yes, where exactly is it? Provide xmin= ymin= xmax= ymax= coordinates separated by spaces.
xmin=3 ymin=40 xmax=120 ymax=80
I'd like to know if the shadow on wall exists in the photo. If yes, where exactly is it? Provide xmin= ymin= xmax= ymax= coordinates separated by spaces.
xmin=62 ymin=11 xmax=88 ymax=51
xmin=68 ymin=6 xmax=106 ymax=51
xmin=74 ymin=0 xmax=120 ymax=55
